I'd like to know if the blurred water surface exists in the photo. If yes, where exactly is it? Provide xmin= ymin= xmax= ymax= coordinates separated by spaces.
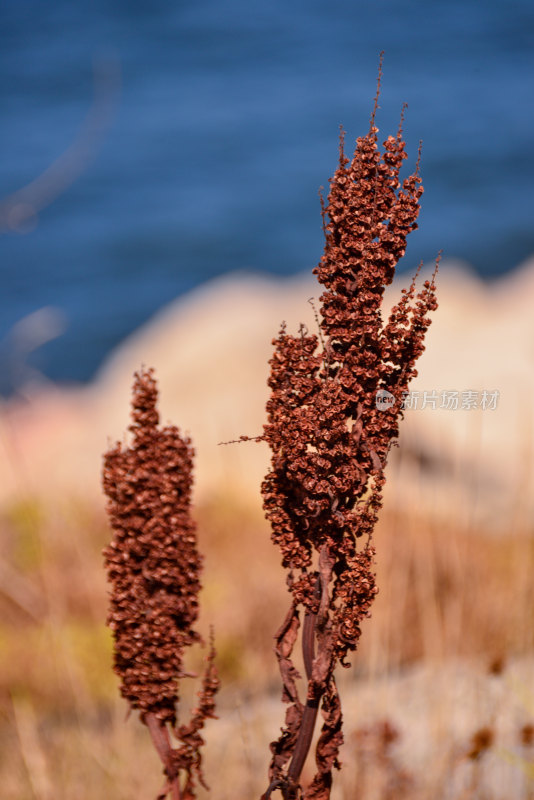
xmin=1 ymin=0 xmax=533 ymax=390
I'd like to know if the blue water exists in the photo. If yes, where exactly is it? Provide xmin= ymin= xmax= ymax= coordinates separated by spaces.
xmin=1 ymin=0 xmax=533 ymax=392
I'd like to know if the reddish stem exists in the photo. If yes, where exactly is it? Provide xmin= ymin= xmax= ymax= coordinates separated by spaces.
xmin=145 ymin=713 xmax=182 ymax=800
xmin=286 ymin=579 xmax=323 ymax=791
xmin=286 ymin=696 xmax=321 ymax=788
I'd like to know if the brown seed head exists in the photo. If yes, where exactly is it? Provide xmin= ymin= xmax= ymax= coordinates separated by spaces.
xmin=262 ymin=107 xmax=438 ymax=666
xmin=466 ymin=726 xmax=494 ymax=760
xmin=261 ymin=80 xmax=439 ymax=800
xmin=103 ymin=368 xmax=202 ymax=725
xmin=520 ymin=723 xmax=534 ymax=747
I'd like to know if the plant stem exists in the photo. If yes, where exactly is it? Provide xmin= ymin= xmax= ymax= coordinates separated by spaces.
xmin=286 ymin=579 xmax=323 ymax=790
xmin=286 ymin=697 xmax=321 ymax=787
xmin=145 ymin=712 xmax=182 ymax=800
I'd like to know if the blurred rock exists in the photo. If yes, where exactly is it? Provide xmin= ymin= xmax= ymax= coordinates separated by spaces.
xmin=0 ymin=259 xmax=532 ymax=531
xmin=391 ymin=257 xmax=534 ymax=530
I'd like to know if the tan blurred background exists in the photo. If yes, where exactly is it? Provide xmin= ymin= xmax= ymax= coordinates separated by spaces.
xmin=1 ymin=259 xmax=534 ymax=798
xmin=4 ymin=0 xmax=534 ymax=792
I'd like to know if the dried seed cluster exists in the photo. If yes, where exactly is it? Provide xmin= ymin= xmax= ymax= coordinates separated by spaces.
xmin=261 ymin=81 xmax=438 ymax=800
xmin=103 ymin=369 xmax=218 ymax=799
xmin=103 ymin=369 xmax=201 ymax=723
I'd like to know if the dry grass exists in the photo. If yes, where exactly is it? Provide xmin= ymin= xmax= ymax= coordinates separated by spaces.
xmin=1 ymin=489 xmax=533 ymax=798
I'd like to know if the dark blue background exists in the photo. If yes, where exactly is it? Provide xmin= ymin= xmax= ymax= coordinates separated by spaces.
xmin=1 ymin=0 xmax=533 ymax=391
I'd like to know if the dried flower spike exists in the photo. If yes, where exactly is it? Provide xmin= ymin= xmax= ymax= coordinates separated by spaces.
xmin=103 ymin=368 xmax=218 ymax=800
xmin=260 ymin=63 xmax=438 ymax=800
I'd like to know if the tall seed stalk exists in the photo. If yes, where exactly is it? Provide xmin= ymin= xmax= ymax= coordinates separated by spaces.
xmin=103 ymin=369 xmax=219 ymax=800
xmin=259 ymin=62 xmax=438 ymax=800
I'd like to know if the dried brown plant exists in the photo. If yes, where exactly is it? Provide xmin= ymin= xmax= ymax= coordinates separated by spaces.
xmin=465 ymin=727 xmax=495 ymax=762
xmin=101 ymin=61 xmax=438 ymax=800
xmin=259 ymin=63 xmax=439 ymax=800
xmin=103 ymin=368 xmax=219 ymax=800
